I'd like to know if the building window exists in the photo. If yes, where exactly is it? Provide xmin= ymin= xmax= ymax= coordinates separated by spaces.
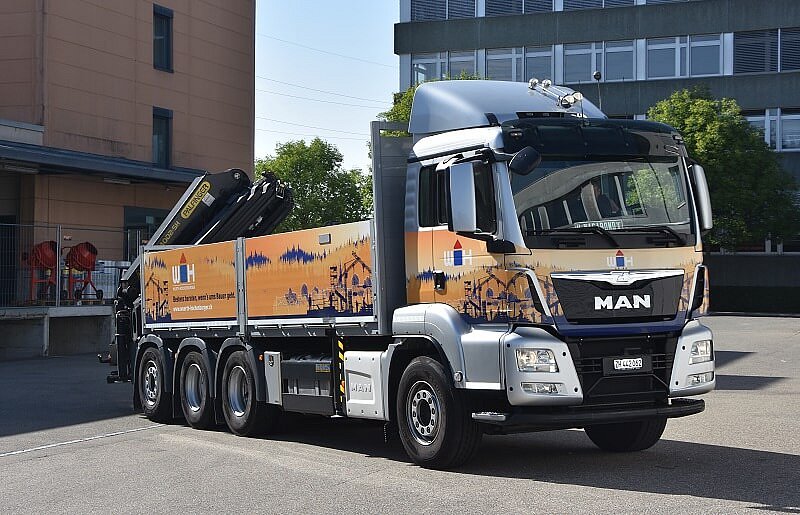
xmin=564 ymin=42 xmax=603 ymax=84
xmin=563 ymin=0 xmax=602 ymax=9
xmin=646 ymin=37 xmax=687 ymax=78
xmin=411 ymin=0 xmax=445 ymax=20
xmin=486 ymin=48 xmax=524 ymax=81
xmin=449 ymin=50 xmax=476 ymax=77
xmin=525 ymin=45 xmax=554 ymax=81
xmin=734 ymin=30 xmax=779 ymax=74
xmin=524 ymin=0 xmax=553 ymax=12
xmin=152 ymin=107 xmax=172 ymax=168
xmin=604 ymin=40 xmax=635 ymax=81
xmin=448 ymin=0 xmax=475 ymax=18
xmin=781 ymin=27 xmax=800 ymax=72
xmin=603 ymin=0 xmax=634 ymax=6
xmin=411 ymin=0 xmax=475 ymax=20
xmin=486 ymin=0 xmax=523 ymax=17
xmin=153 ymin=5 xmax=173 ymax=72
xmin=781 ymin=109 xmax=800 ymax=151
xmin=689 ymin=34 xmax=722 ymax=76
xmin=645 ymin=34 xmax=721 ymax=79
xmin=412 ymin=52 xmax=447 ymax=83
xmin=743 ymin=108 xmax=800 ymax=152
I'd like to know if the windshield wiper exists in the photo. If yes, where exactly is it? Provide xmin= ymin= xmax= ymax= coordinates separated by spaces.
xmin=615 ymin=225 xmax=686 ymax=246
xmin=527 ymin=226 xmax=620 ymax=247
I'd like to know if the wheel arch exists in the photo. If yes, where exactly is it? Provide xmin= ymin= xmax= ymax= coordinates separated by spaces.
xmin=133 ymin=334 xmax=171 ymax=410
xmin=385 ymin=335 xmax=454 ymax=424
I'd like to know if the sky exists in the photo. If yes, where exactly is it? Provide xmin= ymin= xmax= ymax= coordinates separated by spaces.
xmin=254 ymin=1 xmax=399 ymax=172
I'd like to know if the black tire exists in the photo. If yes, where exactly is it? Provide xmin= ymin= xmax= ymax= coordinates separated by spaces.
xmin=585 ymin=417 xmax=668 ymax=452
xmin=138 ymin=347 xmax=172 ymax=422
xmin=221 ymin=350 xmax=279 ymax=436
xmin=396 ymin=356 xmax=482 ymax=469
xmin=179 ymin=351 xmax=214 ymax=429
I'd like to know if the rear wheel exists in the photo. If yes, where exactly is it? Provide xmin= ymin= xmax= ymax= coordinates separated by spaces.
xmin=138 ymin=347 xmax=171 ymax=421
xmin=585 ymin=417 xmax=667 ymax=452
xmin=221 ymin=350 xmax=279 ymax=436
xmin=396 ymin=356 xmax=482 ymax=469
xmin=180 ymin=351 xmax=213 ymax=429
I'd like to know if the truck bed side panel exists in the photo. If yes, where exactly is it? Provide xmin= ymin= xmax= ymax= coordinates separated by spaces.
xmin=245 ymin=221 xmax=375 ymax=323
xmin=142 ymin=240 xmax=238 ymax=328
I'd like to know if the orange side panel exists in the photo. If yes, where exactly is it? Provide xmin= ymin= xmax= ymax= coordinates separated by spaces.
xmin=142 ymin=240 xmax=237 ymax=325
xmin=245 ymin=221 xmax=373 ymax=320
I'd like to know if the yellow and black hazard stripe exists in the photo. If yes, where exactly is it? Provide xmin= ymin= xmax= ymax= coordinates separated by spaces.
xmin=337 ymin=339 xmax=346 ymax=407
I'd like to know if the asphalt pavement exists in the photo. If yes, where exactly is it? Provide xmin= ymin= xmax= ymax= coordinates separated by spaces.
xmin=0 ymin=315 xmax=798 ymax=514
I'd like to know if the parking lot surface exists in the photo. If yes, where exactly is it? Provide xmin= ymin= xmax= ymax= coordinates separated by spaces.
xmin=0 ymin=315 xmax=798 ymax=513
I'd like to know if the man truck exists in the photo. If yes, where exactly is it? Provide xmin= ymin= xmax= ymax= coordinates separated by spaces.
xmin=111 ymin=80 xmax=715 ymax=468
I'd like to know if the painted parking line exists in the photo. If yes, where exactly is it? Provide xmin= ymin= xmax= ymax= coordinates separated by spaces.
xmin=0 ymin=424 xmax=163 ymax=458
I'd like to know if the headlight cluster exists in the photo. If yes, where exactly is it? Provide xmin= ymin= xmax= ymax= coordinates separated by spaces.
xmin=689 ymin=340 xmax=713 ymax=364
xmin=516 ymin=348 xmax=558 ymax=373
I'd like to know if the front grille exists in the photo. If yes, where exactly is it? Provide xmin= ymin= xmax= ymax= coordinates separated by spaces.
xmin=567 ymin=334 xmax=677 ymax=406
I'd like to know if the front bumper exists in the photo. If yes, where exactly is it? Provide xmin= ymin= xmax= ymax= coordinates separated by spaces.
xmin=473 ymin=398 xmax=704 ymax=433
xmin=502 ymin=322 xmax=715 ymax=406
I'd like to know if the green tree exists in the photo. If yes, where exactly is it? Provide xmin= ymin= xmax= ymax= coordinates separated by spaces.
xmin=647 ymin=87 xmax=800 ymax=248
xmin=255 ymin=138 xmax=372 ymax=232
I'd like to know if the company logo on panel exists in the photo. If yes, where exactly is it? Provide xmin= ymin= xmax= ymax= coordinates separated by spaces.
xmin=444 ymin=240 xmax=473 ymax=267
xmin=172 ymin=253 xmax=196 ymax=285
xmin=607 ymin=250 xmax=633 ymax=269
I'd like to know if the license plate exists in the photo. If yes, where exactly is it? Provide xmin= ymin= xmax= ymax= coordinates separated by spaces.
xmin=613 ymin=357 xmax=643 ymax=371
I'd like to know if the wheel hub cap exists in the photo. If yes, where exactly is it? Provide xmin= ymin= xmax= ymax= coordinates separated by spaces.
xmin=227 ymin=365 xmax=249 ymax=417
xmin=406 ymin=380 xmax=441 ymax=446
xmin=184 ymin=363 xmax=205 ymax=413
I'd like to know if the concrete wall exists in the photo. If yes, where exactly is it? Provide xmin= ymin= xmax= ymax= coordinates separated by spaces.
xmin=0 ymin=306 xmax=113 ymax=360
xmin=705 ymin=253 xmax=800 ymax=313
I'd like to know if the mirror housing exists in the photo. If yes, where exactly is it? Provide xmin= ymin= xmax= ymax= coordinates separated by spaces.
xmin=691 ymin=164 xmax=713 ymax=232
xmin=448 ymin=162 xmax=478 ymax=233
xmin=509 ymin=146 xmax=541 ymax=176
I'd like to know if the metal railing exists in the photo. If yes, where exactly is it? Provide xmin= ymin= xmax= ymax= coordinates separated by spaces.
xmin=0 ymin=223 xmax=134 ymax=308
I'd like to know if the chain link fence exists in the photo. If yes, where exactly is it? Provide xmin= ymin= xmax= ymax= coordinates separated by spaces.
xmin=0 ymin=223 xmax=136 ymax=308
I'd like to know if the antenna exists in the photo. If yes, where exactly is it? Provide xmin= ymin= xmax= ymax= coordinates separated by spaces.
xmin=593 ymin=70 xmax=602 ymax=111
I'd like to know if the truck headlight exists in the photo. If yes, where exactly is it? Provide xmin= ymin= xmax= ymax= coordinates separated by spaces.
xmin=689 ymin=340 xmax=713 ymax=364
xmin=516 ymin=348 xmax=558 ymax=373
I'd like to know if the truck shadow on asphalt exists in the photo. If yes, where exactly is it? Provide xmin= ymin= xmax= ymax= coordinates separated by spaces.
xmin=265 ymin=415 xmax=799 ymax=512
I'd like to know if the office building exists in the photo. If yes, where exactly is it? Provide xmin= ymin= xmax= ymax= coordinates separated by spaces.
xmin=395 ymin=0 xmax=800 ymax=179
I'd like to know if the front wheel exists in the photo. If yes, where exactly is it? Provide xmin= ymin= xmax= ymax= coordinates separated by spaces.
xmin=396 ymin=356 xmax=482 ymax=469
xmin=585 ymin=417 xmax=667 ymax=452
xmin=138 ymin=347 xmax=171 ymax=422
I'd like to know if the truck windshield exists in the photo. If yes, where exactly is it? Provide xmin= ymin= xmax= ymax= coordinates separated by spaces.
xmin=510 ymin=156 xmax=695 ymax=248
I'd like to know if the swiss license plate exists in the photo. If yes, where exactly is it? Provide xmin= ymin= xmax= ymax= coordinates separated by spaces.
xmin=603 ymin=355 xmax=652 ymax=375
xmin=614 ymin=358 xmax=643 ymax=371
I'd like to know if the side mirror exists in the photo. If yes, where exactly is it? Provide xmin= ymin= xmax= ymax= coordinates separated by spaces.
xmin=448 ymin=162 xmax=478 ymax=233
xmin=509 ymin=146 xmax=541 ymax=176
xmin=691 ymin=164 xmax=713 ymax=232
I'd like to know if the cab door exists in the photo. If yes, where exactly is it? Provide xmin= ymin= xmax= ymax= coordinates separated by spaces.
xmin=431 ymin=159 xmax=508 ymax=324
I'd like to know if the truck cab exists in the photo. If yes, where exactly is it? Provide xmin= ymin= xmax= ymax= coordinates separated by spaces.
xmin=384 ymin=79 xmax=714 ymax=457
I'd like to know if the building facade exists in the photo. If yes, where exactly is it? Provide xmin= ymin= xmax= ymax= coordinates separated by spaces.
xmin=395 ymin=0 xmax=800 ymax=180
xmin=0 ymin=0 xmax=255 ymax=255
